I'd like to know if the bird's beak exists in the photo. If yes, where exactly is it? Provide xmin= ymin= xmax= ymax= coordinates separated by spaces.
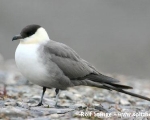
xmin=12 ymin=34 xmax=23 ymax=41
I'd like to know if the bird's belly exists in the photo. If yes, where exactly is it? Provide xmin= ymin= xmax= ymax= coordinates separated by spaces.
xmin=15 ymin=44 xmax=53 ymax=87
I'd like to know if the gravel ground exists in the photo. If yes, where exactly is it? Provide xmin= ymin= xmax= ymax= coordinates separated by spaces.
xmin=0 ymin=55 xmax=150 ymax=120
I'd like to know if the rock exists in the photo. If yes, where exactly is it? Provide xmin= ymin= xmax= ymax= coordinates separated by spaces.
xmin=44 ymin=97 xmax=57 ymax=106
xmin=120 ymin=98 xmax=130 ymax=105
xmin=0 ymin=101 xmax=5 ymax=107
xmin=59 ymin=91 xmax=79 ymax=100
xmin=0 ymin=107 xmax=28 ymax=119
xmin=136 ymin=101 xmax=150 ymax=106
xmin=26 ymin=117 xmax=51 ymax=120
xmin=30 ymin=107 xmax=74 ymax=114
xmin=49 ymin=114 xmax=60 ymax=119
xmin=73 ymin=103 xmax=86 ymax=108
xmin=16 ymin=102 xmax=29 ymax=109
xmin=93 ymin=95 xmax=105 ymax=102
xmin=28 ymin=109 xmax=44 ymax=117
xmin=5 ymin=101 xmax=17 ymax=106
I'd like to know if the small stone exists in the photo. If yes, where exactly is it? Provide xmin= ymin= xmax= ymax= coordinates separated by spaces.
xmin=30 ymin=107 xmax=74 ymax=114
xmin=60 ymin=91 xmax=77 ymax=100
xmin=100 ymin=102 xmax=110 ymax=109
xmin=44 ymin=98 xmax=55 ymax=106
xmin=0 ymin=107 xmax=28 ymax=118
xmin=120 ymin=99 xmax=130 ymax=105
xmin=73 ymin=103 xmax=86 ymax=108
xmin=0 ymin=101 xmax=5 ymax=107
xmin=26 ymin=117 xmax=51 ymax=120
xmin=50 ymin=114 xmax=60 ymax=119
xmin=136 ymin=101 xmax=150 ymax=106
xmin=5 ymin=101 xmax=17 ymax=106
xmin=28 ymin=109 xmax=44 ymax=117
xmin=31 ymin=95 xmax=41 ymax=101
xmin=16 ymin=102 xmax=29 ymax=109
xmin=93 ymin=95 xmax=105 ymax=102
xmin=27 ymin=99 xmax=37 ymax=104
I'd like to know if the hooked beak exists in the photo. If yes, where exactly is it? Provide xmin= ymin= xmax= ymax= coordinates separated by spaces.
xmin=12 ymin=34 xmax=23 ymax=41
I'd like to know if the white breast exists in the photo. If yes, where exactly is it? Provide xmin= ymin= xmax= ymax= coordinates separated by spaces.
xmin=15 ymin=43 xmax=50 ymax=86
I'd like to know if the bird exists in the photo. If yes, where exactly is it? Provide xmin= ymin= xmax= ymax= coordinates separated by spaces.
xmin=12 ymin=24 xmax=150 ymax=107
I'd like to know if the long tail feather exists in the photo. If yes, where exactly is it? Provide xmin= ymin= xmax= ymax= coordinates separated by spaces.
xmin=84 ymin=74 xmax=150 ymax=101
xmin=117 ymin=89 xmax=150 ymax=101
xmin=103 ymin=83 xmax=150 ymax=101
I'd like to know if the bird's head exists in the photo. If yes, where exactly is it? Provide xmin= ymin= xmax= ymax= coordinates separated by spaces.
xmin=12 ymin=24 xmax=50 ymax=44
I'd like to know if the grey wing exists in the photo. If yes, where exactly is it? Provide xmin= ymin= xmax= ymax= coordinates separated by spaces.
xmin=43 ymin=40 xmax=96 ymax=80
xmin=43 ymin=40 xmax=119 ymax=84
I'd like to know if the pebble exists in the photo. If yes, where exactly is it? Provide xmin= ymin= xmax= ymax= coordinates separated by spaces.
xmin=27 ymin=117 xmax=51 ymax=120
xmin=93 ymin=95 xmax=105 ymax=102
xmin=120 ymin=98 xmax=130 ymax=105
xmin=5 ymin=101 xmax=17 ymax=106
xmin=136 ymin=101 xmax=150 ymax=106
xmin=0 ymin=107 xmax=28 ymax=119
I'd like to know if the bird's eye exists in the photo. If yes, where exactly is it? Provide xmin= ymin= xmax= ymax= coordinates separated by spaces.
xmin=26 ymin=31 xmax=34 ymax=36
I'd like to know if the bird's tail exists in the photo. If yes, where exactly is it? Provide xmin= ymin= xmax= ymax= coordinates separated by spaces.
xmin=102 ymin=82 xmax=150 ymax=101
xmin=77 ymin=73 xmax=150 ymax=101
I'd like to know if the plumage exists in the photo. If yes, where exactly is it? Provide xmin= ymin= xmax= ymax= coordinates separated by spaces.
xmin=41 ymin=40 xmax=121 ymax=84
xmin=13 ymin=25 xmax=150 ymax=107
xmin=42 ymin=40 xmax=94 ymax=79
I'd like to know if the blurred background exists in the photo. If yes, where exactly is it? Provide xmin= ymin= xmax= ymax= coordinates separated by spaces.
xmin=0 ymin=0 xmax=150 ymax=79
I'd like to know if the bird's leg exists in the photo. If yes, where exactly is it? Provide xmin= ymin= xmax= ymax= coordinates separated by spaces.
xmin=37 ymin=87 xmax=46 ymax=106
xmin=55 ymin=88 xmax=60 ymax=107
